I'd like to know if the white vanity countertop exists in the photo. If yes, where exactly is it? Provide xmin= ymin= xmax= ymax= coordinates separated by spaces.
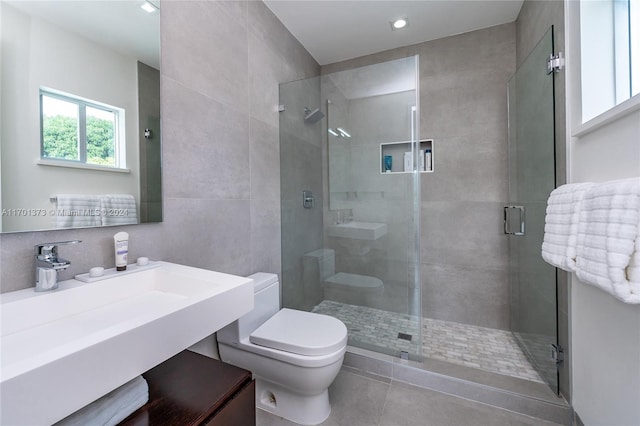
xmin=0 ymin=261 xmax=254 ymax=425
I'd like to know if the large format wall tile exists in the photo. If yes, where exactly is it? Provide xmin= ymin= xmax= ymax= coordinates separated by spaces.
xmin=421 ymin=263 xmax=510 ymax=330
xmin=251 ymin=198 xmax=281 ymax=275
xmin=162 ymin=77 xmax=250 ymax=200
xmin=161 ymin=1 xmax=249 ymax=112
xmin=420 ymin=201 xmax=508 ymax=270
xmin=420 ymin=134 xmax=508 ymax=203
xmin=163 ymin=197 xmax=252 ymax=276
xmin=250 ymin=118 xmax=280 ymax=202
xmin=421 ymin=83 xmax=508 ymax=139
xmin=249 ymin=33 xmax=285 ymax=129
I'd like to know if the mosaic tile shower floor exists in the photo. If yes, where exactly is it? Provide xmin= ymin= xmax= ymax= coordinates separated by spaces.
xmin=312 ymin=300 xmax=543 ymax=383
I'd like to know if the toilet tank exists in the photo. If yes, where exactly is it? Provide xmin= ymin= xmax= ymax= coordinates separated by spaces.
xmin=303 ymin=249 xmax=336 ymax=281
xmin=217 ymin=273 xmax=280 ymax=345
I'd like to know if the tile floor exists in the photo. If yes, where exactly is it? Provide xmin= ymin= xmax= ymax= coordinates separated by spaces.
xmin=313 ymin=300 xmax=421 ymax=354
xmin=312 ymin=301 xmax=543 ymax=383
xmin=256 ymin=368 xmax=563 ymax=426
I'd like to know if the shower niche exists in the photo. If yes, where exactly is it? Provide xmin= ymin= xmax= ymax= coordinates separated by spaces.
xmin=380 ymin=139 xmax=433 ymax=174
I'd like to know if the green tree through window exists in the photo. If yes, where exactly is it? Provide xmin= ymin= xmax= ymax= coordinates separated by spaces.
xmin=40 ymin=90 xmax=122 ymax=168
xmin=42 ymin=115 xmax=79 ymax=160
xmin=86 ymin=115 xmax=116 ymax=165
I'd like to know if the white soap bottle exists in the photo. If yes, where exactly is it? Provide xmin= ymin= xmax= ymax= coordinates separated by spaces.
xmin=114 ymin=231 xmax=129 ymax=271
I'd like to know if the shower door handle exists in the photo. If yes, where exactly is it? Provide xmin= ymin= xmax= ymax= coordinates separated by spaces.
xmin=504 ymin=205 xmax=525 ymax=236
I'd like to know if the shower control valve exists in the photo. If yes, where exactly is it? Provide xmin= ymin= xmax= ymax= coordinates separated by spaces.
xmin=302 ymin=190 xmax=314 ymax=209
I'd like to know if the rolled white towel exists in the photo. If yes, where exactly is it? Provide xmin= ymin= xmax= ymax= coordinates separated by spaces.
xmin=576 ymin=177 xmax=640 ymax=303
xmin=542 ymin=182 xmax=593 ymax=271
xmin=54 ymin=376 xmax=148 ymax=426
xmin=576 ymin=235 xmax=611 ymax=294
xmin=626 ymin=217 xmax=640 ymax=294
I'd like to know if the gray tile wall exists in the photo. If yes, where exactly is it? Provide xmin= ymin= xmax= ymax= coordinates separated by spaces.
xmin=417 ymin=22 xmax=514 ymax=327
xmin=322 ymin=23 xmax=516 ymax=330
xmin=0 ymin=1 xmax=319 ymax=293
xmin=516 ymin=0 xmax=569 ymax=401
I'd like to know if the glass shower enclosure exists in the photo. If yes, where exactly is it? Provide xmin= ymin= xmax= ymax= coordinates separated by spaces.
xmin=279 ymin=56 xmax=422 ymax=360
xmin=507 ymin=27 xmax=559 ymax=393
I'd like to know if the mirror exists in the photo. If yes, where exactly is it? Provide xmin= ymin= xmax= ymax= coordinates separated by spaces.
xmin=0 ymin=0 xmax=161 ymax=233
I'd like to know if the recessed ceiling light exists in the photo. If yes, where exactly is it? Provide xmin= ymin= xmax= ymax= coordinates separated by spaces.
xmin=141 ymin=1 xmax=158 ymax=13
xmin=390 ymin=17 xmax=408 ymax=31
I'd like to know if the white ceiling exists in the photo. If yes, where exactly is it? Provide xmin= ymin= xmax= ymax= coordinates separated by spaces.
xmin=5 ymin=0 xmax=160 ymax=69
xmin=5 ymin=1 xmax=522 ymax=71
xmin=264 ymin=0 xmax=524 ymax=66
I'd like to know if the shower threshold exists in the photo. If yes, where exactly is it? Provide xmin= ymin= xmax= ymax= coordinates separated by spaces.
xmin=312 ymin=300 xmax=543 ymax=383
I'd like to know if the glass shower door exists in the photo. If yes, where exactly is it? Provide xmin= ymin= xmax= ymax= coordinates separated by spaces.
xmin=321 ymin=56 xmax=422 ymax=360
xmin=278 ymin=56 xmax=422 ymax=361
xmin=507 ymin=28 xmax=558 ymax=392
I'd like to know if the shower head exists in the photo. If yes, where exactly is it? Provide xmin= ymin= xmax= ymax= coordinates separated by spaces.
xmin=304 ymin=107 xmax=325 ymax=124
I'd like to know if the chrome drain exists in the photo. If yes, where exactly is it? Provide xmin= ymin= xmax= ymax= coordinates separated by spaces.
xmin=397 ymin=332 xmax=412 ymax=341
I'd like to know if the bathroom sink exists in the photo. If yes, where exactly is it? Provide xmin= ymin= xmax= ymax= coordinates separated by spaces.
xmin=327 ymin=221 xmax=388 ymax=240
xmin=0 ymin=261 xmax=254 ymax=425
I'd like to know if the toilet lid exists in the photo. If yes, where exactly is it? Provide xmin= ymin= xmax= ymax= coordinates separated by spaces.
xmin=249 ymin=308 xmax=347 ymax=356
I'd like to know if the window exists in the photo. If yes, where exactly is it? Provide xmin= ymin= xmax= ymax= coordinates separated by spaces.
xmin=40 ymin=89 xmax=125 ymax=168
xmin=580 ymin=0 xmax=640 ymax=122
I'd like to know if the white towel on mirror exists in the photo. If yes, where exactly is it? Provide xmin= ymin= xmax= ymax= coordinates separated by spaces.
xmin=541 ymin=183 xmax=593 ymax=272
xmin=53 ymin=194 xmax=102 ymax=228
xmin=576 ymin=177 xmax=640 ymax=304
xmin=100 ymin=194 xmax=138 ymax=226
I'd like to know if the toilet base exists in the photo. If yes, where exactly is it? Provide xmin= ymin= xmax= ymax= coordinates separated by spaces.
xmin=255 ymin=377 xmax=331 ymax=426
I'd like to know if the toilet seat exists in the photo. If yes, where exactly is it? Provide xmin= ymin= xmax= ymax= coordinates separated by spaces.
xmin=250 ymin=308 xmax=347 ymax=356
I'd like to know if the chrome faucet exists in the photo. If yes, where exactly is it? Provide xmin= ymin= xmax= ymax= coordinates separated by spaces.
xmin=34 ymin=240 xmax=81 ymax=291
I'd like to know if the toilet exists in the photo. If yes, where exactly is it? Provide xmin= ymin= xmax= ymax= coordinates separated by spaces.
xmin=217 ymin=272 xmax=348 ymax=425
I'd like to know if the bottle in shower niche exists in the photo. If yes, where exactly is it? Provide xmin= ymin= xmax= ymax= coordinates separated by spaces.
xmin=425 ymin=149 xmax=432 ymax=172
xmin=403 ymin=152 xmax=412 ymax=172
xmin=384 ymin=155 xmax=393 ymax=173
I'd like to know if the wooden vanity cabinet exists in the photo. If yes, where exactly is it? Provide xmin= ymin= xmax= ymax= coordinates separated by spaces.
xmin=120 ymin=350 xmax=255 ymax=426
